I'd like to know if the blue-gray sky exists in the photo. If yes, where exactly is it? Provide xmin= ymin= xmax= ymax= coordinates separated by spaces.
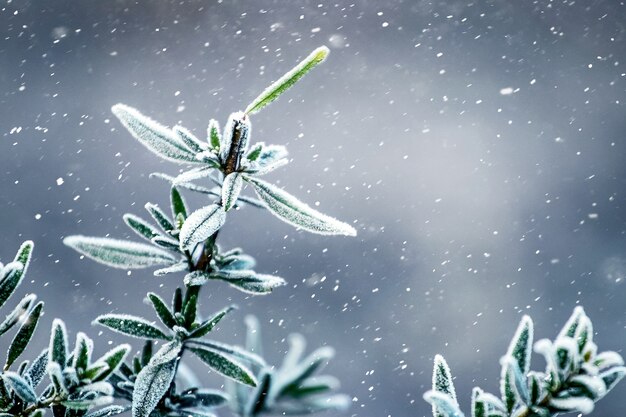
xmin=1 ymin=1 xmax=626 ymax=415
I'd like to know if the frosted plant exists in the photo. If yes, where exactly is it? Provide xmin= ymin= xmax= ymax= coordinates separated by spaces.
xmin=63 ymin=46 xmax=354 ymax=417
xmin=0 ymin=242 xmax=131 ymax=417
xmin=424 ymin=307 xmax=625 ymax=417
xmin=226 ymin=316 xmax=350 ymax=417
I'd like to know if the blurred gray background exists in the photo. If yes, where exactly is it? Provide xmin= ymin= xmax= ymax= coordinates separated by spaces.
xmin=2 ymin=0 xmax=626 ymax=415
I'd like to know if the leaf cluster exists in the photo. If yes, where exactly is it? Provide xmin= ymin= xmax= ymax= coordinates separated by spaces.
xmin=424 ymin=308 xmax=626 ymax=417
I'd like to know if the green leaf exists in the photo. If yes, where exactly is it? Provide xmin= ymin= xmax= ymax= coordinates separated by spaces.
xmin=182 ymin=287 xmax=199 ymax=328
xmin=0 ymin=263 xmax=25 ymax=311
xmin=431 ymin=355 xmax=458 ymax=417
xmin=25 ymin=349 xmax=49 ymax=388
xmin=94 ymin=314 xmax=171 ymax=340
xmin=189 ymin=340 xmax=266 ymax=369
xmin=132 ymin=342 xmax=182 ymax=417
xmin=13 ymin=240 xmax=34 ymax=270
xmin=0 ymin=294 xmax=36 ymax=336
xmin=145 ymin=203 xmax=175 ymax=232
xmin=225 ymin=273 xmax=286 ymax=295
xmin=246 ymin=177 xmax=356 ymax=236
xmin=245 ymin=46 xmax=329 ymax=115
xmin=148 ymin=293 xmax=177 ymax=329
xmin=174 ymin=125 xmax=207 ymax=153
xmin=244 ymin=370 xmax=272 ymax=417
xmin=72 ymin=332 xmax=93 ymax=371
xmin=505 ymin=316 xmax=533 ymax=376
xmin=222 ymin=173 xmax=243 ymax=212
xmin=49 ymin=319 xmax=68 ymax=366
xmin=123 ymin=214 xmax=160 ymax=241
xmin=189 ymin=346 xmax=257 ymax=386
xmin=275 ymin=347 xmax=334 ymax=396
xmin=208 ymin=119 xmax=221 ymax=150
xmin=246 ymin=143 xmax=263 ymax=161
xmin=64 ymin=235 xmax=178 ymax=269
xmin=5 ymin=302 xmax=44 ymax=369
xmin=179 ymin=204 xmax=226 ymax=250
xmin=189 ymin=305 xmax=237 ymax=339
xmin=111 ymin=104 xmax=198 ymax=164
xmin=171 ymin=186 xmax=188 ymax=220
xmin=172 ymin=288 xmax=183 ymax=313
xmin=3 ymin=371 xmax=37 ymax=403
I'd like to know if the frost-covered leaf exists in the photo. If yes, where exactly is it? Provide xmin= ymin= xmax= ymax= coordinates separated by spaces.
xmin=179 ymin=205 xmax=226 ymax=250
xmin=94 ymin=314 xmax=171 ymax=340
xmin=132 ymin=342 xmax=182 ymax=417
xmin=151 ymin=172 xmax=220 ymax=196
xmin=245 ymin=46 xmax=329 ymax=115
xmin=6 ymin=302 xmax=44 ymax=369
xmin=111 ymin=104 xmax=197 ymax=163
xmin=246 ymin=177 xmax=356 ymax=236
xmin=599 ymin=366 xmax=626 ymax=394
xmin=174 ymin=125 xmax=208 ymax=153
xmin=222 ymin=173 xmax=243 ymax=211
xmin=47 ymin=361 xmax=67 ymax=395
xmin=189 ymin=305 xmax=237 ymax=339
xmin=88 ymin=343 xmax=131 ymax=382
xmin=123 ymin=214 xmax=159 ymax=242
xmin=500 ymin=358 xmax=529 ymax=408
xmin=424 ymin=391 xmax=464 ymax=417
xmin=85 ymin=405 xmax=128 ymax=417
xmin=0 ymin=241 xmax=32 ymax=308
xmin=246 ymin=143 xmax=263 ymax=161
xmin=569 ymin=374 xmax=606 ymax=400
xmin=189 ymin=340 xmax=266 ymax=369
xmin=274 ymin=346 xmax=334 ymax=398
xmin=192 ymin=389 xmax=230 ymax=407
xmin=0 ymin=293 xmax=36 ymax=336
xmin=548 ymin=396 xmax=594 ymax=414
xmin=189 ymin=346 xmax=257 ymax=386
xmin=558 ymin=306 xmax=585 ymax=340
xmin=25 ymin=349 xmax=49 ymax=388
xmin=173 ymin=167 xmax=215 ymax=186
xmin=594 ymin=351 xmax=624 ymax=369
xmin=3 ymin=371 xmax=37 ymax=403
xmin=145 ymin=203 xmax=175 ymax=232
xmin=471 ymin=388 xmax=486 ymax=417
xmin=49 ymin=319 xmax=68 ymax=366
xmin=148 ymin=292 xmax=177 ymax=329
xmin=72 ymin=332 xmax=93 ymax=371
xmin=151 ymin=235 xmax=181 ymax=252
xmin=224 ymin=273 xmax=286 ymax=295
xmin=506 ymin=316 xmax=533 ymax=376
xmin=64 ymin=236 xmax=178 ymax=269
xmin=432 ymin=355 xmax=457 ymax=401
xmin=153 ymin=261 xmax=188 ymax=277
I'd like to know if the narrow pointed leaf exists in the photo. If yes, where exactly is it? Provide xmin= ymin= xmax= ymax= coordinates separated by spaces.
xmin=145 ymin=203 xmax=175 ymax=232
xmin=246 ymin=177 xmax=356 ymax=236
xmin=245 ymin=46 xmax=329 ymax=115
xmin=222 ymin=173 xmax=243 ymax=211
xmin=506 ymin=315 xmax=533 ymax=375
xmin=64 ymin=236 xmax=177 ymax=269
xmin=0 ymin=294 xmax=36 ymax=336
xmin=171 ymin=186 xmax=188 ymax=219
xmin=49 ymin=319 xmax=68 ymax=366
xmin=6 ymin=302 xmax=44 ymax=369
xmin=173 ymin=167 xmax=214 ymax=186
xmin=148 ymin=293 xmax=177 ymax=329
xmin=132 ymin=342 xmax=182 ymax=417
xmin=208 ymin=119 xmax=221 ymax=150
xmin=3 ymin=372 xmax=37 ymax=404
xmin=189 ymin=346 xmax=257 ymax=386
xmin=189 ymin=305 xmax=237 ymax=338
xmin=25 ymin=349 xmax=49 ymax=388
xmin=179 ymin=204 xmax=226 ymax=250
xmin=123 ymin=214 xmax=159 ymax=241
xmin=111 ymin=104 xmax=197 ymax=163
xmin=94 ymin=314 xmax=171 ymax=340
xmin=174 ymin=125 xmax=207 ymax=153
xmin=72 ymin=332 xmax=93 ymax=371
xmin=0 ymin=263 xmax=25 ymax=310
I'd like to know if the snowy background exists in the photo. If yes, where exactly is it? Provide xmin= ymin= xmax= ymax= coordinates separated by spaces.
xmin=2 ymin=0 xmax=626 ymax=415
